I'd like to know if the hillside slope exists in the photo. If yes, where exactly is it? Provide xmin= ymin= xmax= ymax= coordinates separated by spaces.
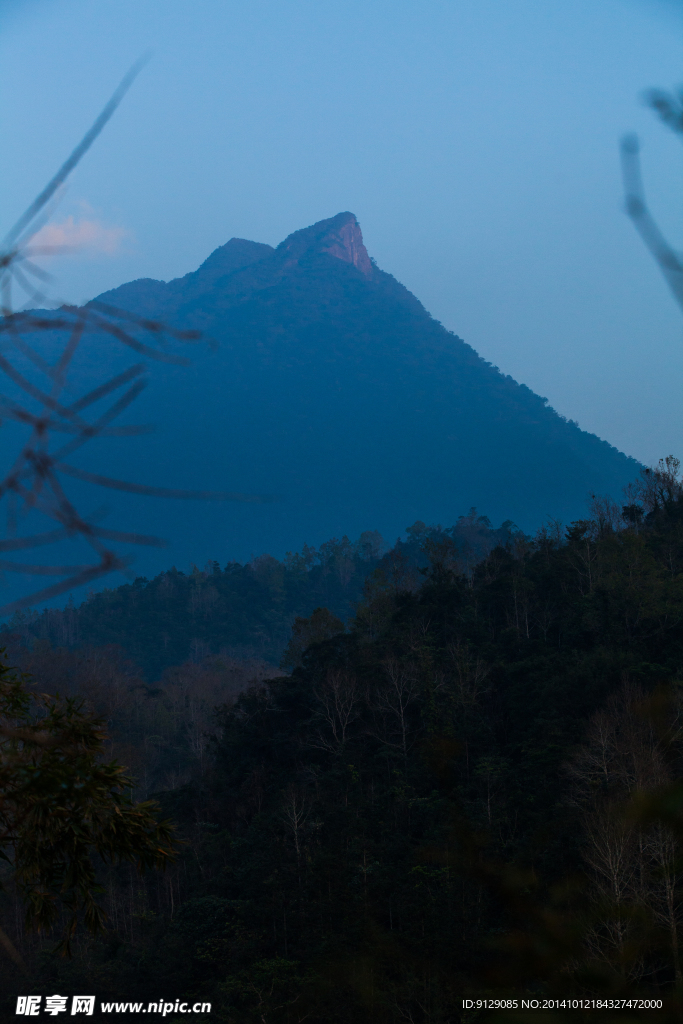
xmin=88 ymin=212 xmax=639 ymax=574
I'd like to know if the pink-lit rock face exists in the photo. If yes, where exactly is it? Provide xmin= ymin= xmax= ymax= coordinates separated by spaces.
xmin=321 ymin=214 xmax=372 ymax=277
xmin=277 ymin=212 xmax=373 ymax=278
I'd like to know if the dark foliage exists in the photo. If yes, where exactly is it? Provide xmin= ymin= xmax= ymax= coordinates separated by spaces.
xmin=2 ymin=533 xmax=383 ymax=680
xmin=2 ymin=515 xmax=516 ymax=681
xmin=0 ymin=653 xmax=176 ymax=972
xmin=4 ymin=467 xmax=683 ymax=1019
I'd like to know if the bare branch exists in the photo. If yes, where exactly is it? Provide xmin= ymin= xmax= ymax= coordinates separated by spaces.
xmin=620 ymin=134 xmax=683 ymax=313
xmin=0 ymin=560 xmax=99 ymax=576
xmin=2 ymin=55 xmax=149 ymax=252
xmin=55 ymin=463 xmax=277 ymax=502
xmin=0 ymin=558 xmax=129 ymax=618
xmin=68 ymin=362 xmax=147 ymax=413
xmin=0 ymin=59 xmax=276 ymax=615
xmin=644 ymin=88 xmax=683 ymax=139
xmin=0 ymin=528 xmax=72 ymax=553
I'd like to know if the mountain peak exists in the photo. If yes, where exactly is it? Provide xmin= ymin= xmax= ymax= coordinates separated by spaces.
xmin=194 ymin=238 xmax=274 ymax=285
xmin=277 ymin=212 xmax=372 ymax=277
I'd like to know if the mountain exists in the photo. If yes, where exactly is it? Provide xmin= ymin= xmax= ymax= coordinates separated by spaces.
xmin=89 ymin=212 xmax=638 ymax=564
xmin=3 ymin=212 xmax=641 ymax=602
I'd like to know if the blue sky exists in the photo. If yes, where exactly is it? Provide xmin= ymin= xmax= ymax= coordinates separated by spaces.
xmin=1 ymin=0 xmax=682 ymax=465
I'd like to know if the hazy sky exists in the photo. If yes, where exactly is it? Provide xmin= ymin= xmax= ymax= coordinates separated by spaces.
xmin=1 ymin=0 xmax=682 ymax=466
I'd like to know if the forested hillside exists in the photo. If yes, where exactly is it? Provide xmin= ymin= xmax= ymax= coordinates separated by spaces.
xmin=3 ymin=462 xmax=683 ymax=1021
xmin=1 ymin=210 xmax=639 ymax=608
xmin=2 ymin=516 xmax=514 ymax=680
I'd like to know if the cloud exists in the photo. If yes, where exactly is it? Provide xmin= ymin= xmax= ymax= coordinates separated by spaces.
xmin=28 ymin=216 xmax=129 ymax=256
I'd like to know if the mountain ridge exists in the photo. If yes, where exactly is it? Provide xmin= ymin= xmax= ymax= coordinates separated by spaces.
xmin=68 ymin=211 xmax=641 ymax=574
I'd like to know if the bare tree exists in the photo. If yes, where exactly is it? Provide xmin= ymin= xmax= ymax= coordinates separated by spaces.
xmin=280 ymin=784 xmax=310 ymax=875
xmin=446 ymin=642 xmax=490 ymax=712
xmin=580 ymin=803 xmax=644 ymax=978
xmin=643 ymin=819 xmax=683 ymax=986
xmin=310 ymin=668 xmax=361 ymax=752
xmin=567 ymin=682 xmax=683 ymax=982
xmin=0 ymin=61 xmax=272 ymax=618
xmin=367 ymin=658 xmax=420 ymax=762
xmin=632 ymin=456 xmax=683 ymax=515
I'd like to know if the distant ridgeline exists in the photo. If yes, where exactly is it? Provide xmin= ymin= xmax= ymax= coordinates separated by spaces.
xmin=23 ymin=211 xmax=637 ymax=583
xmin=2 ymin=513 xmax=519 ymax=680
xmin=1 ymin=211 xmax=640 ymax=615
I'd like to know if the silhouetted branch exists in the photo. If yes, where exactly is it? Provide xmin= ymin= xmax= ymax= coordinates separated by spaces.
xmin=69 ymin=362 xmax=146 ymax=412
xmin=620 ymin=134 xmax=683 ymax=312
xmin=55 ymin=463 xmax=276 ymax=502
xmin=0 ymin=528 xmax=73 ymax=553
xmin=0 ymin=558 xmax=130 ymax=618
xmin=0 ymin=60 xmax=273 ymax=614
xmin=0 ymin=560 xmax=102 ymax=576
xmin=87 ymin=527 xmax=167 ymax=547
xmin=1 ymin=55 xmax=150 ymax=255
xmin=644 ymin=88 xmax=683 ymax=139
